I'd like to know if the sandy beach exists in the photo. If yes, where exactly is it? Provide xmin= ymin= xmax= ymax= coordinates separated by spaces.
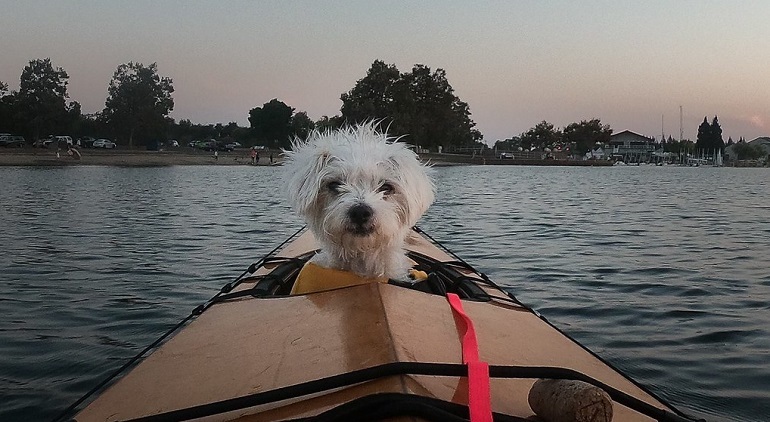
xmin=0 ymin=148 xmax=283 ymax=167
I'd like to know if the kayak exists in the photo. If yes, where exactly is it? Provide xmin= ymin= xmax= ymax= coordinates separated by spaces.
xmin=62 ymin=227 xmax=701 ymax=422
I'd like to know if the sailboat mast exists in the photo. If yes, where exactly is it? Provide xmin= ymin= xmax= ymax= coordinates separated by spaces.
xmin=661 ymin=113 xmax=665 ymax=142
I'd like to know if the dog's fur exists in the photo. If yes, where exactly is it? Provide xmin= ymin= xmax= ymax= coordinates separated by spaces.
xmin=284 ymin=123 xmax=435 ymax=281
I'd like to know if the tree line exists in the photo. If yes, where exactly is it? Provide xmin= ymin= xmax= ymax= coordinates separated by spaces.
xmin=493 ymin=119 xmax=614 ymax=156
xmin=0 ymin=59 xmax=176 ymax=147
xmin=495 ymin=114 xmax=743 ymax=158
xmin=1 ymin=58 xmax=753 ymax=155
xmin=0 ymin=58 xmax=483 ymax=150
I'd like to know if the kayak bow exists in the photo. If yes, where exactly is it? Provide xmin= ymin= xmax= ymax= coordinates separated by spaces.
xmin=62 ymin=227 xmax=702 ymax=422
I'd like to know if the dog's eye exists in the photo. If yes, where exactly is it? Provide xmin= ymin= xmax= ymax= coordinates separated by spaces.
xmin=327 ymin=181 xmax=342 ymax=193
xmin=378 ymin=183 xmax=395 ymax=195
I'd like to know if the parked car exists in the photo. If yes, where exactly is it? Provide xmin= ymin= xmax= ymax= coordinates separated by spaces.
xmin=146 ymin=140 xmax=162 ymax=151
xmin=79 ymin=136 xmax=96 ymax=148
xmin=218 ymin=142 xmax=234 ymax=152
xmin=55 ymin=136 xmax=74 ymax=147
xmin=93 ymin=139 xmax=116 ymax=149
xmin=197 ymin=140 xmax=228 ymax=151
xmin=500 ymin=152 xmax=514 ymax=159
xmin=0 ymin=134 xmax=24 ymax=147
xmin=7 ymin=135 xmax=26 ymax=147
xmin=194 ymin=139 xmax=214 ymax=150
xmin=33 ymin=138 xmax=54 ymax=148
xmin=198 ymin=140 xmax=215 ymax=151
xmin=168 ymin=139 xmax=179 ymax=147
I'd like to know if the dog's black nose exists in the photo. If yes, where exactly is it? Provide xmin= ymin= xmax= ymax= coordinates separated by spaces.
xmin=348 ymin=203 xmax=373 ymax=225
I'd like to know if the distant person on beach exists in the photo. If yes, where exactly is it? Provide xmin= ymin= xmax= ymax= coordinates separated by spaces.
xmin=270 ymin=153 xmax=274 ymax=164
xmin=67 ymin=145 xmax=81 ymax=160
xmin=214 ymin=150 xmax=218 ymax=161
xmin=256 ymin=152 xmax=260 ymax=165
xmin=250 ymin=148 xmax=257 ymax=165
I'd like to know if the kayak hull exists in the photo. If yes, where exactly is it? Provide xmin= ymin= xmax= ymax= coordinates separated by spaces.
xmin=74 ymin=230 xmax=677 ymax=421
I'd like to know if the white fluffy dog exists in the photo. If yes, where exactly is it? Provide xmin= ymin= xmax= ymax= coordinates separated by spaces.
xmin=284 ymin=123 xmax=435 ymax=283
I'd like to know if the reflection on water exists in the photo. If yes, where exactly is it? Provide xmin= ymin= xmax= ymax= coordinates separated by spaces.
xmin=1 ymin=165 xmax=768 ymax=421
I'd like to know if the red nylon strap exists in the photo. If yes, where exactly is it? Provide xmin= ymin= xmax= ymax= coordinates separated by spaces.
xmin=446 ymin=293 xmax=493 ymax=422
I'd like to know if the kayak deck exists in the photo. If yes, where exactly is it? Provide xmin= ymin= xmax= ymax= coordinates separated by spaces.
xmin=73 ymin=229 xmax=690 ymax=421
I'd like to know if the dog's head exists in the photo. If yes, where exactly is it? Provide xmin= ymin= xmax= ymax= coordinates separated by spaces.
xmin=284 ymin=124 xmax=434 ymax=251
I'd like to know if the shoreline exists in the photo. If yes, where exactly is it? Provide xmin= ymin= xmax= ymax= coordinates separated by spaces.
xmin=0 ymin=148 xmax=281 ymax=167
xmin=0 ymin=148 xmax=615 ymax=167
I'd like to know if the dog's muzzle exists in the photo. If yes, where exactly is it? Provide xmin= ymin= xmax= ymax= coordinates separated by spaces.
xmin=347 ymin=203 xmax=374 ymax=235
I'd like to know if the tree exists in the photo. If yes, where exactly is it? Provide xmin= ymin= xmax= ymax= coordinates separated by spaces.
xmin=494 ymin=136 xmax=521 ymax=152
xmin=14 ymin=58 xmax=71 ymax=139
xmin=290 ymin=111 xmax=315 ymax=140
xmin=220 ymin=122 xmax=241 ymax=139
xmin=315 ymin=115 xmax=344 ymax=132
xmin=696 ymin=117 xmax=710 ymax=152
xmin=340 ymin=60 xmax=400 ymax=124
xmin=248 ymin=99 xmax=294 ymax=148
xmin=0 ymin=80 xmax=13 ymax=132
xmin=400 ymin=64 xmax=481 ymax=149
xmin=520 ymin=121 xmax=561 ymax=151
xmin=103 ymin=62 xmax=174 ymax=148
xmin=732 ymin=142 xmax=766 ymax=160
xmin=229 ymin=126 xmax=253 ymax=144
xmin=74 ymin=112 xmax=107 ymax=139
xmin=696 ymin=115 xmax=725 ymax=155
xmin=65 ymin=101 xmax=83 ymax=136
xmin=562 ymin=118 xmax=612 ymax=155
xmin=710 ymin=115 xmax=725 ymax=152
xmin=340 ymin=60 xmax=480 ymax=150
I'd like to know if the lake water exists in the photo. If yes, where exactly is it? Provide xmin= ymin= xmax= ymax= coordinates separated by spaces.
xmin=1 ymin=164 xmax=768 ymax=422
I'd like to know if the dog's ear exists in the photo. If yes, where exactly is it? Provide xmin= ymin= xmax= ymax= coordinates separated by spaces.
xmin=390 ymin=149 xmax=435 ymax=226
xmin=285 ymin=143 xmax=333 ymax=217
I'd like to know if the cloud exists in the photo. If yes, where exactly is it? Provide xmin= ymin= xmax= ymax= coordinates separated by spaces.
xmin=749 ymin=115 xmax=765 ymax=129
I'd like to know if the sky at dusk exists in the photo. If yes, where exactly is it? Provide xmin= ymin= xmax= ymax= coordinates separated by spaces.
xmin=2 ymin=1 xmax=769 ymax=144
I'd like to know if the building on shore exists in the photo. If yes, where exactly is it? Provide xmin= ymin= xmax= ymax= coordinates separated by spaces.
xmin=609 ymin=130 xmax=657 ymax=163
xmin=724 ymin=137 xmax=770 ymax=166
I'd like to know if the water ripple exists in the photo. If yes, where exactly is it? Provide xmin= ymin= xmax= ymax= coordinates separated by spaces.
xmin=1 ymin=165 xmax=769 ymax=421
